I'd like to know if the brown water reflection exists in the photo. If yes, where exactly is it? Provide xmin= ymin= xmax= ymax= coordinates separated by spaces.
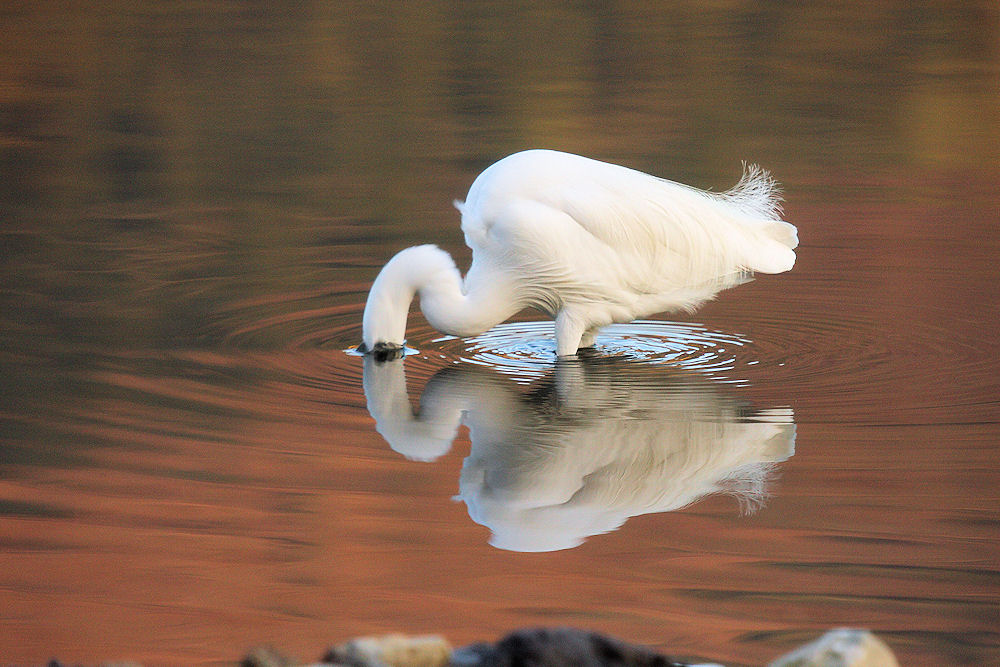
xmin=2 ymin=2 xmax=999 ymax=666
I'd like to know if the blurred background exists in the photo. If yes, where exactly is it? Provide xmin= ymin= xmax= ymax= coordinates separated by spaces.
xmin=3 ymin=1 xmax=997 ymax=348
xmin=1 ymin=2 xmax=998 ymax=666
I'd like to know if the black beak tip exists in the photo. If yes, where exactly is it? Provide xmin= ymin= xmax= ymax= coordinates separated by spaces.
xmin=359 ymin=341 xmax=405 ymax=362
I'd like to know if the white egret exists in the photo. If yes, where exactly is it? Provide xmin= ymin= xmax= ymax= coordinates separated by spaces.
xmin=360 ymin=150 xmax=797 ymax=358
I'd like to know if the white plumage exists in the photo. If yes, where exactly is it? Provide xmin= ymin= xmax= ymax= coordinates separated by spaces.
xmin=362 ymin=150 xmax=797 ymax=357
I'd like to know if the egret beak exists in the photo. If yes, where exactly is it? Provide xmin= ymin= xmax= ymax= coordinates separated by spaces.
xmin=357 ymin=341 xmax=406 ymax=362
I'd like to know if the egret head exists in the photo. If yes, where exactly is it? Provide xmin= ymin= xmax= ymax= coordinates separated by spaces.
xmin=361 ymin=244 xmax=461 ymax=359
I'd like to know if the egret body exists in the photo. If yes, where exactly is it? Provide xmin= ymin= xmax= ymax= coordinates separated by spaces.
xmin=361 ymin=150 xmax=797 ymax=357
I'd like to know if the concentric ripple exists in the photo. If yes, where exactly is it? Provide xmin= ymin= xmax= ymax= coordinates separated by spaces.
xmin=429 ymin=320 xmax=755 ymax=384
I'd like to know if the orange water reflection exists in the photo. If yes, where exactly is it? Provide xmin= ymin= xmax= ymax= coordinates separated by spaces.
xmin=1 ymin=2 xmax=999 ymax=666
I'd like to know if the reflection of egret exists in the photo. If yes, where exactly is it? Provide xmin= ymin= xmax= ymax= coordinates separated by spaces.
xmin=360 ymin=150 xmax=797 ymax=358
xmin=363 ymin=356 xmax=795 ymax=552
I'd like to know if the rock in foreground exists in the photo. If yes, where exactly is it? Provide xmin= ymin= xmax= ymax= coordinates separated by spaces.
xmin=54 ymin=625 xmax=901 ymax=667
xmin=767 ymin=629 xmax=899 ymax=667
xmin=451 ymin=628 xmax=696 ymax=667
xmin=324 ymin=633 xmax=452 ymax=667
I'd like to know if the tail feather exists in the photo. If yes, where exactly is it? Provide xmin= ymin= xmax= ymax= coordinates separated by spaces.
xmin=765 ymin=219 xmax=799 ymax=249
xmin=723 ymin=164 xmax=798 ymax=274
xmin=748 ymin=221 xmax=798 ymax=274
xmin=723 ymin=163 xmax=784 ymax=220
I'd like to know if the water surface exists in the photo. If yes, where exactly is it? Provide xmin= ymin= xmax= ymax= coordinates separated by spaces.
xmin=1 ymin=3 xmax=999 ymax=666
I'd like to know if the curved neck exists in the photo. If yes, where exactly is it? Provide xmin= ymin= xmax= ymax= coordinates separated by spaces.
xmin=418 ymin=272 xmax=518 ymax=341
xmin=362 ymin=245 xmax=518 ymax=347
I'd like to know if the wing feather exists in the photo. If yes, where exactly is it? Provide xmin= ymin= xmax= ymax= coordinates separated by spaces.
xmin=457 ymin=150 xmax=794 ymax=314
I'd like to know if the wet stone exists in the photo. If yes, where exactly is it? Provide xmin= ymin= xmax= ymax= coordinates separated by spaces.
xmin=323 ymin=634 xmax=452 ymax=667
xmin=767 ymin=628 xmax=899 ymax=667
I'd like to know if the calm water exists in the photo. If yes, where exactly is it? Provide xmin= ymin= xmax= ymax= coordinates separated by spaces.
xmin=2 ymin=3 xmax=999 ymax=666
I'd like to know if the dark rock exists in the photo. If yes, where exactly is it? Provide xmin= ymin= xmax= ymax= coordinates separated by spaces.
xmin=451 ymin=628 xmax=692 ymax=667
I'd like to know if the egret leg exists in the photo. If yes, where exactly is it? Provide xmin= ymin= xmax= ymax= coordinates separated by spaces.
xmin=554 ymin=310 xmax=586 ymax=357
xmin=578 ymin=327 xmax=599 ymax=350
